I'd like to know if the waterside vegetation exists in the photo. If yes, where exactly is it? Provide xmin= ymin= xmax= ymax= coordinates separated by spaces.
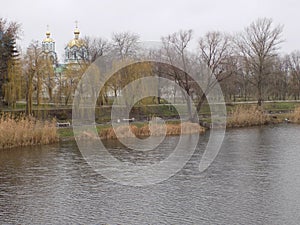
xmin=227 ymin=106 xmax=270 ymax=128
xmin=0 ymin=114 xmax=58 ymax=149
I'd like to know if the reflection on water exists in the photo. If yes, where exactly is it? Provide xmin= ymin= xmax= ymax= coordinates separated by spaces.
xmin=0 ymin=124 xmax=300 ymax=224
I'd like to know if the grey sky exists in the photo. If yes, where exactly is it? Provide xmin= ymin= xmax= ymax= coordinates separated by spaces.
xmin=1 ymin=0 xmax=299 ymax=61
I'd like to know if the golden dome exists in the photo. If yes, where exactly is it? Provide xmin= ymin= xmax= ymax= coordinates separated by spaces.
xmin=67 ymin=22 xmax=85 ymax=48
xmin=67 ymin=38 xmax=85 ymax=48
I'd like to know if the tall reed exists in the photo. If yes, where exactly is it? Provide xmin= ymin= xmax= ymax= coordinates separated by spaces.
xmin=227 ymin=106 xmax=270 ymax=128
xmin=0 ymin=113 xmax=58 ymax=149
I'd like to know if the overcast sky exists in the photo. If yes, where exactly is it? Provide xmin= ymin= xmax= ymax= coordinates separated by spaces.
xmin=1 ymin=0 xmax=299 ymax=61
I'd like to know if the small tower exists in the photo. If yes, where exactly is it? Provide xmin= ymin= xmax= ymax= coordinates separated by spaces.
xmin=42 ymin=26 xmax=57 ymax=65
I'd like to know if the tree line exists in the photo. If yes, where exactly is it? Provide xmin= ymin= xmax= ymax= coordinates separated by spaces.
xmin=1 ymin=17 xmax=300 ymax=119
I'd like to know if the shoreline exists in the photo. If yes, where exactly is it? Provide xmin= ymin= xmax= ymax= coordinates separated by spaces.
xmin=0 ymin=109 xmax=299 ymax=150
xmin=64 ymin=121 xmax=206 ymax=142
xmin=59 ymin=111 xmax=296 ymax=142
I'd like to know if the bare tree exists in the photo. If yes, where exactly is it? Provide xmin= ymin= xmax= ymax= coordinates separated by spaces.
xmin=288 ymin=51 xmax=300 ymax=100
xmin=267 ymin=55 xmax=290 ymax=100
xmin=111 ymin=31 xmax=140 ymax=60
xmin=83 ymin=36 xmax=110 ymax=63
xmin=107 ymin=32 xmax=140 ymax=104
xmin=80 ymin=36 xmax=111 ymax=106
xmin=195 ymin=31 xmax=235 ymax=114
xmin=236 ymin=18 xmax=283 ymax=106
xmin=161 ymin=29 xmax=195 ymax=120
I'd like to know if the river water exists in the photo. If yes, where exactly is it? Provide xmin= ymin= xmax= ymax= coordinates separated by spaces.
xmin=0 ymin=124 xmax=300 ymax=224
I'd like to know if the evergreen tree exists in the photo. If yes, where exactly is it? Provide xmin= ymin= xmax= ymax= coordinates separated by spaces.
xmin=0 ymin=18 xmax=21 ymax=106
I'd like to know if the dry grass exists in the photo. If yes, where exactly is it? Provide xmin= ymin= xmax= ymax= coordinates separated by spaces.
xmin=97 ymin=122 xmax=205 ymax=139
xmin=227 ymin=106 xmax=270 ymax=128
xmin=290 ymin=106 xmax=300 ymax=123
xmin=140 ymin=122 xmax=205 ymax=136
xmin=0 ymin=113 xmax=58 ymax=149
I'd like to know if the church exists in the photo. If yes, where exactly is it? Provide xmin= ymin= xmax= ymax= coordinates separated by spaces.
xmin=41 ymin=23 xmax=89 ymax=65
xmin=40 ymin=23 xmax=89 ymax=104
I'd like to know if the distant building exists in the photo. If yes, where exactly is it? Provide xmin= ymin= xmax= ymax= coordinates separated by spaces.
xmin=41 ymin=23 xmax=88 ymax=66
xmin=40 ymin=23 xmax=88 ymax=104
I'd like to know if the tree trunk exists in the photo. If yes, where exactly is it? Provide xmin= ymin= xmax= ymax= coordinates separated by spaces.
xmin=257 ymin=79 xmax=263 ymax=106
xmin=191 ymin=93 xmax=206 ymax=122
xmin=26 ymin=78 xmax=33 ymax=115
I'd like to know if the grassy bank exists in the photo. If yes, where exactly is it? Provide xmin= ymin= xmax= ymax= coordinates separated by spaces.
xmin=0 ymin=114 xmax=58 ymax=149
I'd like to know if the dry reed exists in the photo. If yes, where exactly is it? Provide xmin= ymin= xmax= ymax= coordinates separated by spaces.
xmin=98 ymin=125 xmax=139 ymax=139
xmin=94 ymin=122 xmax=205 ymax=140
xmin=290 ymin=106 xmax=300 ymax=123
xmin=0 ymin=113 xmax=58 ymax=149
xmin=227 ymin=106 xmax=270 ymax=128
xmin=139 ymin=122 xmax=205 ymax=136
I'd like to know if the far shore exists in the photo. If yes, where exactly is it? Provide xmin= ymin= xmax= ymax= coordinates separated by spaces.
xmin=58 ymin=110 xmax=298 ymax=142
xmin=1 ymin=103 xmax=300 ymax=150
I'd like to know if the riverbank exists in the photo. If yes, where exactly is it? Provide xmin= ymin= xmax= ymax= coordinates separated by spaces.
xmin=1 ymin=103 xmax=300 ymax=149
xmin=57 ymin=112 xmax=289 ymax=142
xmin=59 ymin=105 xmax=300 ymax=141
